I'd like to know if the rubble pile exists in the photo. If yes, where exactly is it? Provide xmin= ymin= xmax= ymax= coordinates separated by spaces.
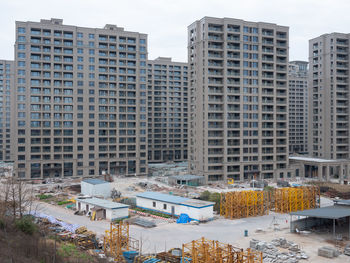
xmin=250 ymin=237 xmax=308 ymax=263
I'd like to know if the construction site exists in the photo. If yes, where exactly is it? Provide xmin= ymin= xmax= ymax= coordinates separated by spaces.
xmin=2 ymin=163 xmax=350 ymax=262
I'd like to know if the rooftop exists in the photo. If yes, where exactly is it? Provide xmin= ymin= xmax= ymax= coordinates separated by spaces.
xmin=77 ymin=197 xmax=129 ymax=210
xmin=137 ymin=191 xmax=188 ymax=204
xmin=290 ymin=205 xmax=350 ymax=219
xmin=82 ymin=179 xmax=109 ymax=185
xmin=136 ymin=191 xmax=214 ymax=207
xmin=289 ymin=156 xmax=346 ymax=163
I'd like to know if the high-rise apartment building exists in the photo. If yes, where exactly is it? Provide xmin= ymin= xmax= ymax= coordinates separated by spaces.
xmin=0 ymin=60 xmax=14 ymax=161
xmin=288 ymin=61 xmax=308 ymax=154
xmin=147 ymin=57 xmax=188 ymax=162
xmin=188 ymin=17 xmax=289 ymax=182
xmin=309 ymin=33 xmax=350 ymax=159
xmin=14 ymin=18 xmax=148 ymax=179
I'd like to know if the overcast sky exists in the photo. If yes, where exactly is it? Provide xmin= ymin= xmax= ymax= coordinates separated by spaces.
xmin=0 ymin=0 xmax=349 ymax=62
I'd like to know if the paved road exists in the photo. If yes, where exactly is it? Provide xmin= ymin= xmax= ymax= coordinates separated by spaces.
xmin=35 ymin=201 xmax=291 ymax=253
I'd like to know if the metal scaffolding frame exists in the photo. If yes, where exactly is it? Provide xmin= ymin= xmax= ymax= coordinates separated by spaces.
xmin=181 ymin=237 xmax=263 ymax=263
xmin=103 ymin=222 xmax=139 ymax=262
xmin=274 ymin=186 xmax=320 ymax=213
xmin=220 ymin=190 xmax=269 ymax=219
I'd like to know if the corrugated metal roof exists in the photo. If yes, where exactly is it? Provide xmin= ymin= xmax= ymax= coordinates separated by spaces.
xmin=181 ymin=199 xmax=214 ymax=208
xmin=82 ymin=178 xmax=109 ymax=185
xmin=136 ymin=191 xmax=214 ymax=207
xmin=77 ymin=197 xmax=128 ymax=209
xmin=333 ymin=199 xmax=350 ymax=206
xmin=290 ymin=205 xmax=350 ymax=219
xmin=289 ymin=156 xmax=343 ymax=163
xmin=136 ymin=191 xmax=188 ymax=204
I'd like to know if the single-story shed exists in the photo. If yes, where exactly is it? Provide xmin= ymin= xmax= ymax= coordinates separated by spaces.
xmin=81 ymin=179 xmax=111 ymax=198
xmin=168 ymin=174 xmax=205 ymax=186
xmin=290 ymin=203 xmax=350 ymax=239
xmin=136 ymin=191 xmax=214 ymax=221
xmin=76 ymin=197 xmax=129 ymax=221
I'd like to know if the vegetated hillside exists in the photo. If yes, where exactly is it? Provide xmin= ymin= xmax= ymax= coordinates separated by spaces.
xmin=0 ymin=216 xmax=108 ymax=263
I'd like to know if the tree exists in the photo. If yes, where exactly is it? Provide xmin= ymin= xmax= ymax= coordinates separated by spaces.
xmin=0 ymin=177 xmax=35 ymax=220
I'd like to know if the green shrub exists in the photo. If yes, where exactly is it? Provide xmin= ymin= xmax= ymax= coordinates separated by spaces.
xmin=37 ymin=194 xmax=53 ymax=200
xmin=58 ymin=243 xmax=89 ymax=260
xmin=264 ymin=186 xmax=275 ymax=192
xmin=133 ymin=207 xmax=172 ymax=218
xmin=15 ymin=216 xmax=37 ymax=235
xmin=57 ymin=200 xmax=71 ymax=205
xmin=209 ymin=192 xmax=221 ymax=212
xmin=199 ymin=190 xmax=211 ymax=201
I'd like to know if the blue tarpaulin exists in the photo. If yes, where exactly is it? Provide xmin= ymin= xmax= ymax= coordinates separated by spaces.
xmin=177 ymin=213 xmax=191 ymax=224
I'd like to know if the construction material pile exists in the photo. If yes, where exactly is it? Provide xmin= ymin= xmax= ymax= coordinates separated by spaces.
xmin=220 ymin=190 xmax=269 ymax=219
xmin=344 ymin=245 xmax=350 ymax=256
xmin=73 ymin=226 xmax=97 ymax=249
xmin=250 ymin=237 xmax=308 ymax=263
xmin=318 ymin=246 xmax=340 ymax=258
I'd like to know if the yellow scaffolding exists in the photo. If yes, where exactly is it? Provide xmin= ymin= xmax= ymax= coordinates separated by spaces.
xmin=273 ymin=186 xmax=320 ymax=213
xmin=103 ymin=221 xmax=139 ymax=262
xmin=181 ymin=237 xmax=263 ymax=263
xmin=220 ymin=190 xmax=269 ymax=219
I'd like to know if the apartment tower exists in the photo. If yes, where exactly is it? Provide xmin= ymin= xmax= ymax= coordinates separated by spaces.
xmin=14 ymin=18 xmax=148 ymax=179
xmin=147 ymin=57 xmax=188 ymax=162
xmin=288 ymin=61 xmax=308 ymax=154
xmin=309 ymin=33 xmax=350 ymax=159
xmin=188 ymin=17 xmax=289 ymax=182
xmin=0 ymin=60 xmax=14 ymax=161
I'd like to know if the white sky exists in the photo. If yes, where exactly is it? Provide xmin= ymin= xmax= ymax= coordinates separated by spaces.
xmin=0 ymin=0 xmax=350 ymax=62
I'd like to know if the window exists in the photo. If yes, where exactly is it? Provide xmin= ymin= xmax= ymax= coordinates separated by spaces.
xmin=18 ymin=27 xmax=26 ymax=33
xmin=163 ymin=204 xmax=167 ymax=210
xmin=152 ymin=201 xmax=156 ymax=207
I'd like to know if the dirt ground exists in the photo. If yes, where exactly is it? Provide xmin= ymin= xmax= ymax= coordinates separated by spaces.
xmin=36 ymin=201 xmax=350 ymax=262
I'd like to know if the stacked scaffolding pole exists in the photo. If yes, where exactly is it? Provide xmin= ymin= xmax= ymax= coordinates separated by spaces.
xmin=273 ymin=186 xmax=320 ymax=213
xmin=181 ymin=237 xmax=263 ymax=263
xmin=220 ymin=190 xmax=269 ymax=219
xmin=220 ymin=186 xmax=320 ymax=218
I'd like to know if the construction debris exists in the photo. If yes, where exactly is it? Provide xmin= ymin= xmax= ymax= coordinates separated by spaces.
xmin=344 ymin=245 xmax=350 ymax=256
xmin=250 ymin=237 xmax=308 ymax=263
xmin=318 ymin=246 xmax=340 ymax=258
xmin=129 ymin=217 xmax=156 ymax=228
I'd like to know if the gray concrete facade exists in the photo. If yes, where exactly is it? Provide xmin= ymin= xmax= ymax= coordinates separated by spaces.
xmin=13 ymin=18 xmax=148 ymax=179
xmin=309 ymin=33 xmax=350 ymax=160
xmin=0 ymin=60 xmax=14 ymax=161
xmin=288 ymin=61 xmax=308 ymax=154
xmin=147 ymin=57 xmax=188 ymax=163
xmin=188 ymin=17 xmax=289 ymax=182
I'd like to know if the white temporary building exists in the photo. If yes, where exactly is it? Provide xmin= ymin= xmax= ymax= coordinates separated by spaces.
xmin=136 ymin=192 xmax=214 ymax=221
xmin=76 ymin=197 xmax=129 ymax=221
xmin=81 ymin=178 xmax=111 ymax=198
